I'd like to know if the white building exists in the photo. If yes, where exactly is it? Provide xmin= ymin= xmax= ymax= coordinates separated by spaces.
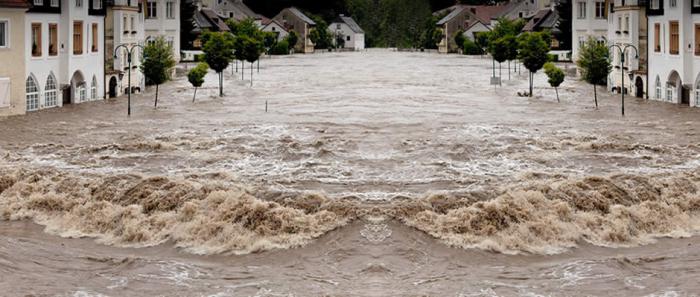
xmin=329 ymin=14 xmax=364 ymax=51
xmin=25 ymin=0 xmax=105 ymax=112
xmin=105 ymin=0 xmax=145 ymax=99
xmin=260 ymin=18 xmax=288 ymax=41
xmin=606 ymin=0 xmax=647 ymax=99
xmin=144 ymin=0 xmax=180 ymax=62
xmin=647 ymin=0 xmax=700 ymax=107
xmin=572 ymin=0 xmax=609 ymax=60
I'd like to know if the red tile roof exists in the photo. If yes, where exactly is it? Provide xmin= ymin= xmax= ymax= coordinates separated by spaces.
xmin=0 ymin=0 xmax=29 ymax=8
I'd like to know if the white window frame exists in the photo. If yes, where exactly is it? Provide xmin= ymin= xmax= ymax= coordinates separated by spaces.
xmin=92 ymin=0 xmax=101 ymax=9
xmin=45 ymin=74 xmax=57 ymax=107
xmin=50 ymin=0 xmax=58 ymax=7
xmin=670 ymin=0 xmax=677 ymax=7
xmin=130 ymin=16 xmax=135 ymax=31
xmin=91 ymin=76 xmax=97 ymax=100
xmin=33 ymin=0 xmax=42 ymax=5
xmin=166 ymin=1 xmax=175 ymax=19
xmin=146 ymin=1 xmax=157 ymax=19
xmin=76 ymin=0 xmax=82 ymax=7
xmin=695 ymin=0 xmax=700 ymax=7
xmin=0 ymin=20 xmax=8 ymax=49
xmin=26 ymin=76 xmax=40 ymax=111
xmin=655 ymin=76 xmax=661 ymax=99
xmin=651 ymin=0 xmax=660 ymax=9
xmin=577 ymin=2 xmax=586 ymax=19
xmin=595 ymin=1 xmax=605 ymax=19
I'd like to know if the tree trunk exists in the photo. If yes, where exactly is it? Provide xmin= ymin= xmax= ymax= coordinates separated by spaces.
xmin=508 ymin=60 xmax=511 ymax=80
xmin=235 ymin=60 xmax=238 ymax=73
xmin=529 ymin=71 xmax=533 ymax=97
xmin=499 ymin=63 xmax=502 ymax=86
xmin=155 ymin=84 xmax=159 ymax=108
xmin=242 ymin=62 xmax=245 ymax=80
xmin=250 ymin=62 xmax=254 ymax=87
xmin=555 ymin=87 xmax=559 ymax=102
xmin=193 ymin=87 xmax=197 ymax=102
xmin=594 ymin=84 xmax=598 ymax=109
xmin=219 ymin=73 xmax=223 ymax=97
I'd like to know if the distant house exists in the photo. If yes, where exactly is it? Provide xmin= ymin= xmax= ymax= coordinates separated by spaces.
xmin=191 ymin=8 xmax=230 ymax=49
xmin=273 ymin=7 xmax=316 ymax=54
xmin=329 ymin=14 xmax=364 ymax=51
xmin=201 ymin=0 xmax=260 ymax=23
xmin=0 ymin=0 xmax=28 ymax=116
xmin=435 ymin=5 xmax=511 ymax=53
xmin=260 ymin=18 xmax=288 ymax=42
xmin=522 ymin=9 xmax=561 ymax=49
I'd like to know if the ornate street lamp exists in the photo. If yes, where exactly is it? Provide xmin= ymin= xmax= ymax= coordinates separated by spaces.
xmin=608 ymin=43 xmax=639 ymax=116
xmin=114 ymin=44 xmax=145 ymax=117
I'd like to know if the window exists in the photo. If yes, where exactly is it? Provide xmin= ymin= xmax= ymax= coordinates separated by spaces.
xmin=666 ymin=87 xmax=673 ymax=101
xmin=0 ymin=77 xmax=10 ymax=108
xmin=51 ymin=0 xmax=58 ymax=6
xmin=166 ymin=36 xmax=174 ymax=48
xmin=77 ymin=83 xmax=86 ymax=102
xmin=26 ymin=76 xmax=39 ymax=111
xmin=123 ymin=16 xmax=128 ymax=33
xmin=651 ymin=0 xmax=660 ymax=9
xmin=336 ymin=24 xmax=341 ymax=30
xmin=31 ymin=23 xmax=42 ymax=57
xmin=595 ymin=1 xmax=605 ymax=19
xmin=346 ymin=36 xmax=350 ymax=41
xmin=45 ymin=74 xmax=57 ymax=107
xmin=91 ymin=23 xmax=98 ymax=52
xmin=49 ymin=24 xmax=57 ymax=56
xmin=695 ymin=24 xmax=700 ymax=56
xmin=670 ymin=21 xmax=679 ymax=55
xmin=577 ymin=2 xmax=586 ymax=19
xmin=654 ymin=23 xmax=661 ymax=52
xmin=617 ymin=16 xmax=622 ymax=31
xmin=655 ymin=76 xmax=661 ymax=99
xmin=91 ymin=76 xmax=97 ymax=100
xmin=73 ymin=21 xmax=83 ymax=55
xmin=146 ymin=1 xmax=157 ymax=19
xmin=670 ymin=0 xmax=676 ymax=7
xmin=624 ymin=16 xmax=629 ymax=32
xmin=92 ymin=0 xmax=101 ymax=9
xmin=76 ymin=0 xmax=82 ymax=7
xmin=130 ymin=16 xmax=135 ymax=31
xmin=695 ymin=0 xmax=700 ymax=7
xmin=0 ymin=20 xmax=7 ymax=48
xmin=696 ymin=78 xmax=700 ymax=106
xmin=33 ymin=0 xmax=41 ymax=5
xmin=166 ymin=1 xmax=174 ymax=19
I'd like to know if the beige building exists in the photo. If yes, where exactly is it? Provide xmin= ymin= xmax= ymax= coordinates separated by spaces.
xmin=0 ymin=0 xmax=28 ymax=117
xmin=273 ymin=7 xmax=316 ymax=54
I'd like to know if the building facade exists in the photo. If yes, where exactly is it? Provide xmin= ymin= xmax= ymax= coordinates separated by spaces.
xmin=105 ymin=0 xmax=145 ymax=99
xmin=572 ymin=0 xmax=609 ymax=60
xmin=607 ymin=0 xmax=647 ymax=99
xmin=329 ymin=15 xmax=364 ymax=51
xmin=25 ymin=0 xmax=105 ymax=113
xmin=144 ymin=0 xmax=180 ymax=61
xmin=273 ymin=7 xmax=315 ymax=54
xmin=647 ymin=0 xmax=700 ymax=107
xmin=0 ymin=0 xmax=28 ymax=117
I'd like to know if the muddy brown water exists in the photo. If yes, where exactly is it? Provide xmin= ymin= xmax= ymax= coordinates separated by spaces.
xmin=1 ymin=51 xmax=700 ymax=296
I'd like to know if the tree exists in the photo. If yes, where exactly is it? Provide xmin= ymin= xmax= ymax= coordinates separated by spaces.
xmin=270 ymin=40 xmax=290 ymax=55
xmin=453 ymin=29 xmax=465 ymax=53
xmin=286 ymin=31 xmax=299 ymax=53
xmin=141 ymin=37 xmax=176 ymax=108
xmin=462 ymin=38 xmax=482 ymax=55
xmin=576 ymin=37 xmax=611 ymax=108
xmin=518 ymin=32 xmax=551 ymax=97
xmin=503 ymin=34 xmax=518 ymax=79
xmin=202 ymin=31 xmax=235 ymax=97
xmin=188 ymin=62 xmax=208 ymax=102
xmin=544 ymin=62 xmax=565 ymax=102
xmin=490 ymin=36 xmax=509 ymax=85
xmin=309 ymin=15 xmax=333 ymax=49
xmin=474 ymin=31 xmax=489 ymax=56
xmin=238 ymin=35 xmax=263 ymax=86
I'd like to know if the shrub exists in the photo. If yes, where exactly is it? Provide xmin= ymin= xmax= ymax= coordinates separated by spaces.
xmin=270 ymin=40 xmax=290 ymax=55
xmin=463 ymin=39 xmax=483 ymax=55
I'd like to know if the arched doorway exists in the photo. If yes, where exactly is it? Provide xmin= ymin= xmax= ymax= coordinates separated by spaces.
xmin=109 ymin=76 xmax=118 ymax=98
xmin=70 ymin=71 xmax=86 ymax=103
xmin=667 ymin=70 xmax=682 ymax=103
xmin=635 ymin=76 xmax=644 ymax=98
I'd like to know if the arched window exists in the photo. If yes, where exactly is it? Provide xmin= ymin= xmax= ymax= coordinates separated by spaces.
xmin=91 ymin=75 xmax=97 ymax=100
xmin=45 ymin=73 xmax=57 ymax=107
xmin=655 ymin=76 xmax=661 ymax=100
xmin=78 ymin=83 xmax=86 ymax=102
xmin=26 ymin=75 xmax=40 ymax=111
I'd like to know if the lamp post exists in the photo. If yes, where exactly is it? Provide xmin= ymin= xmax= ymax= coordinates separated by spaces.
xmin=608 ymin=43 xmax=639 ymax=116
xmin=114 ymin=44 xmax=144 ymax=117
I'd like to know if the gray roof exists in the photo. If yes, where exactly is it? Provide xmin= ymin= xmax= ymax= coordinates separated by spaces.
xmin=336 ymin=15 xmax=364 ymax=34
xmin=288 ymin=7 xmax=316 ymax=25
xmin=436 ymin=6 xmax=466 ymax=26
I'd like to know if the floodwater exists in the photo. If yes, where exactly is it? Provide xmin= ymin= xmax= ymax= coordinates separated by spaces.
xmin=1 ymin=50 xmax=699 ymax=296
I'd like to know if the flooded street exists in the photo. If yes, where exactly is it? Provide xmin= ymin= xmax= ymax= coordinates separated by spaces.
xmin=1 ymin=50 xmax=700 ymax=296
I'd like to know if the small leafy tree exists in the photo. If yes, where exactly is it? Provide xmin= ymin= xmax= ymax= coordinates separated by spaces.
xmin=463 ymin=38 xmax=482 ymax=55
xmin=544 ymin=62 xmax=565 ymax=102
xmin=188 ymin=62 xmax=208 ymax=102
xmin=576 ymin=37 xmax=611 ymax=108
xmin=309 ymin=15 xmax=333 ymax=50
xmin=141 ymin=37 xmax=176 ymax=108
xmin=202 ymin=31 xmax=234 ymax=97
xmin=474 ymin=32 xmax=489 ymax=57
xmin=454 ymin=30 xmax=465 ymax=53
xmin=270 ymin=40 xmax=290 ymax=55
xmin=518 ymin=32 xmax=551 ymax=97
xmin=286 ymin=31 xmax=299 ymax=52
xmin=503 ymin=34 xmax=518 ymax=79
xmin=239 ymin=35 xmax=263 ymax=86
xmin=491 ymin=37 xmax=509 ymax=85
xmin=432 ymin=28 xmax=444 ymax=49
